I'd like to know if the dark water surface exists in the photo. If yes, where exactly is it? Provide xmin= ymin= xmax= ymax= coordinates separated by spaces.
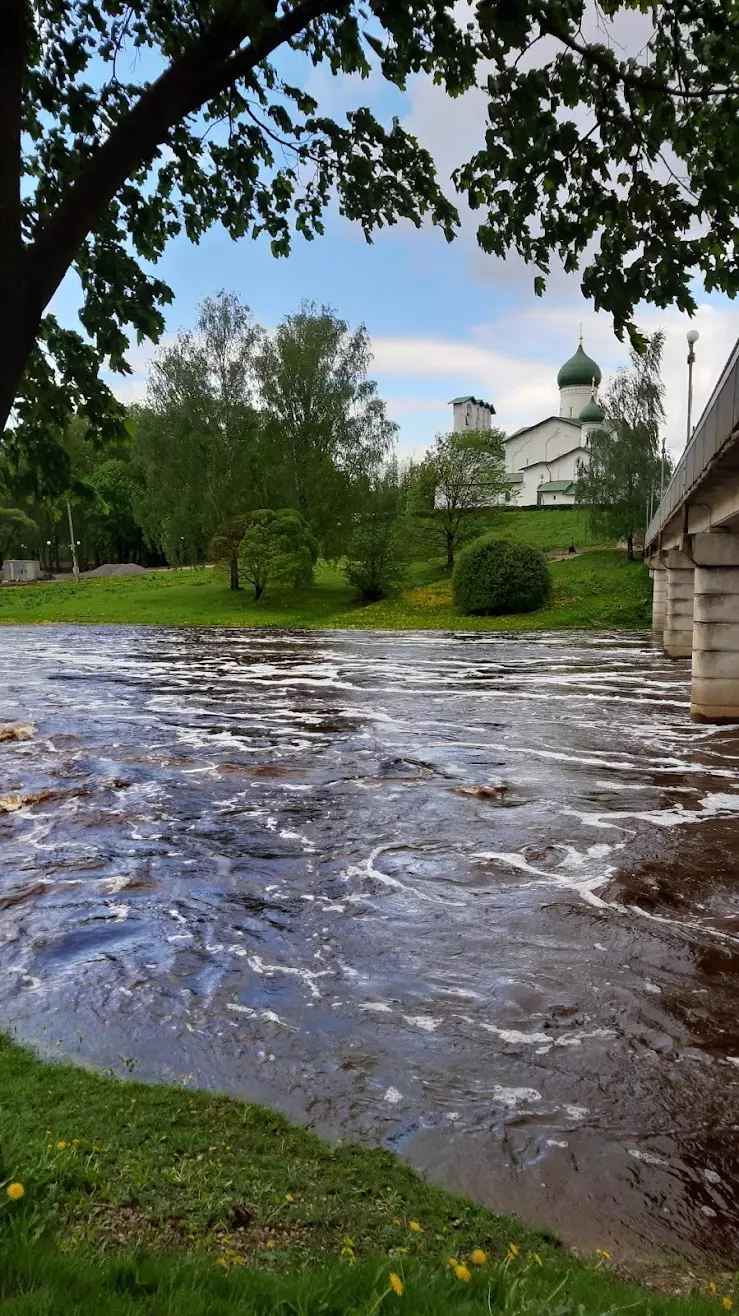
xmin=1 ymin=625 xmax=739 ymax=1260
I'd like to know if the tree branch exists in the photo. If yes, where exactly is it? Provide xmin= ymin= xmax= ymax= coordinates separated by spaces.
xmin=28 ymin=0 xmax=337 ymax=318
xmin=0 ymin=0 xmax=26 ymax=313
xmin=541 ymin=11 xmax=739 ymax=102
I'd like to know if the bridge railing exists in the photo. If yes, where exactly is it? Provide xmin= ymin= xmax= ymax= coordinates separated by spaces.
xmin=645 ymin=333 xmax=739 ymax=549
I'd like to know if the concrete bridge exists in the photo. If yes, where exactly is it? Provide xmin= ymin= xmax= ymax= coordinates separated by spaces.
xmin=645 ymin=335 xmax=739 ymax=721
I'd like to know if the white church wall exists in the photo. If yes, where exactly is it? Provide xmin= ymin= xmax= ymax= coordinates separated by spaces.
xmin=539 ymin=489 xmax=576 ymax=506
xmin=506 ymin=419 xmax=582 ymax=475
xmin=559 ymin=384 xmax=593 ymax=419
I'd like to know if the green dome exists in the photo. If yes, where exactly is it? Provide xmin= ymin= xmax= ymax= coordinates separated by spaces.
xmin=579 ymin=397 xmax=604 ymax=423
xmin=557 ymin=343 xmax=602 ymax=390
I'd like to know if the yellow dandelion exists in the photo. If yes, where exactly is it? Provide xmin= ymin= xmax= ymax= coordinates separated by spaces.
xmin=471 ymin=1249 xmax=487 ymax=1266
xmin=266 ymin=1240 xmax=275 ymax=1250
xmin=722 ymin=1300 xmax=733 ymax=1311
xmin=446 ymin=1257 xmax=458 ymax=1268
xmin=216 ymin=1257 xmax=228 ymax=1269
xmin=390 ymin=1272 xmax=404 ymax=1296
xmin=6 ymin=1183 xmax=24 ymax=1201
xmin=595 ymin=1248 xmax=612 ymax=1261
xmin=393 ymin=1217 xmax=402 ymax=1226
xmin=395 ymin=1247 xmax=408 ymax=1254
xmin=508 ymin=1242 xmax=519 ymax=1258
xmin=285 ymin=1193 xmax=294 ymax=1203
xmin=56 ymin=1141 xmax=67 ymax=1151
xmin=531 ymin=1253 xmax=543 ymax=1266
xmin=710 ymin=1284 xmax=718 ymax=1295
xmin=454 ymin=1264 xmax=471 ymax=1283
xmin=408 ymin=1220 xmax=422 ymax=1232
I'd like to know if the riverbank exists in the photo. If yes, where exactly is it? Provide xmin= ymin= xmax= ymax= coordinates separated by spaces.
xmin=0 ymin=1036 xmax=729 ymax=1313
xmin=0 ymin=550 xmax=650 ymax=630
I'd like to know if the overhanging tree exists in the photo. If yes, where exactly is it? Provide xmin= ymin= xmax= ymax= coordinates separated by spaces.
xmin=5 ymin=0 xmax=739 ymax=491
xmin=576 ymin=331 xmax=667 ymax=559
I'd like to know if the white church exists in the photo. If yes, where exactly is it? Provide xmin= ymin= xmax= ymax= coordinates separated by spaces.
xmin=450 ymin=338 xmax=605 ymax=506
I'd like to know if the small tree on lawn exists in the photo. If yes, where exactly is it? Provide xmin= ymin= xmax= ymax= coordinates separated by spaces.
xmin=412 ymin=430 xmax=510 ymax=570
xmin=576 ymin=332 xmax=667 ymax=560
xmin=238 ymin=510 xmax=317 ymax=601
xmin=344 ymin=471 xmax=407 ymax=602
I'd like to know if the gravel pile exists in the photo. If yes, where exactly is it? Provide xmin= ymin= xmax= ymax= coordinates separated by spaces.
xmin=82 ymin=563 xmax=149 ymax=578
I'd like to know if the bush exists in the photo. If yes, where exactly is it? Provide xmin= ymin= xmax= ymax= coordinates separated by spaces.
xmin=452 ymin=536 xmax=549 ymax=615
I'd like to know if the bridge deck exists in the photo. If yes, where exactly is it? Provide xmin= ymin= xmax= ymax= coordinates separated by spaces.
xmin=645 ymin=334 xmax=739 ymax=550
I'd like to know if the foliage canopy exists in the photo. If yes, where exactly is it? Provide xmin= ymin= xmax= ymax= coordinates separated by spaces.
xmin=4 ymin=0 xmax=739 ymax=490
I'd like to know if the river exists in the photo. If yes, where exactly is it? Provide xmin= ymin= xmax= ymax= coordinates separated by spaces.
xmin=0 ymin=625 xmax=738 ymax=1260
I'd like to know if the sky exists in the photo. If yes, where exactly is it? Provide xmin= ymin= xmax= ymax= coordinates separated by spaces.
xmin=51 ymin=15 xmax=739 ymax=468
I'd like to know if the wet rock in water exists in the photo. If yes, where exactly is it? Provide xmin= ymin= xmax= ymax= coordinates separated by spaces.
xmin=453 ymin=784 xmax=508 ymax=800
xmin=0 ymin=786 xmax=85 ymax=813
xmin=0 ymin=723 xmax=35 ymax=744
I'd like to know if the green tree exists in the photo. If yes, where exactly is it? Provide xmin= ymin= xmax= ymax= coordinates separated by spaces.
xmin=238 ymin=509 xmax=317 ymax=600
xmin=133 ymin=293 xmax=264 ymax=584
xmin=82 ymin=458 xmax=147 ymax=566
xmin=255 ymin=304 xmax=396 ymax=554
xmin=344 ymin=467 xmax=407 ymax=601
xmin=0 ymin=508 xmax=38 ymax=564
xmin=412 ymin=430 xmax=509 ymax=571
xmin=576 ymin=332 xmax=667 ymax=561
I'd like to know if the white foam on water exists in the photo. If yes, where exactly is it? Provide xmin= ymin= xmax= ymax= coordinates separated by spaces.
xmin=472 ymin=850 xmax=612 ymax=908
xmin=359 ymin=1002 xmax=393 ymax=1013
xmin=627 ymin=1149 xmax=669 ymax=1167
xmin=403 ymin=1015 xmax=442 ymax=1032
xmin=563 ymin=1105 xmax=589 ymax=1120
xmin=493 ymin=1085 xmax=542 ymax=1108
xmin=384 ymin=1086 xmax=403 ymax=1104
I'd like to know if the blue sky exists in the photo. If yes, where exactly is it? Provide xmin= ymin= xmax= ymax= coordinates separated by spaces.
xmin=52 ymin=38 xmax=739 ymax=466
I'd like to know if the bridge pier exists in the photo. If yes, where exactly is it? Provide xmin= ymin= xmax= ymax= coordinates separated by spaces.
xmin=663 ymin=552 xmax=695 ymax=659
xmin=691 ymin=534 xmax=739 ymax=723
xmin=650 ymin=565 xmax=667 ymax=631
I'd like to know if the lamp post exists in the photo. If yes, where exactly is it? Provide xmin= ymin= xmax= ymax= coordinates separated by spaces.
xmin=686 ymin=329 xmax=699 ymax=445
xmin=66 ymin=499 xmax=79 ymax=577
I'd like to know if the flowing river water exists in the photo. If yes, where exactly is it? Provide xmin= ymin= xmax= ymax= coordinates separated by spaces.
xmin=1 ymin=625 xmax=738 ymax=1261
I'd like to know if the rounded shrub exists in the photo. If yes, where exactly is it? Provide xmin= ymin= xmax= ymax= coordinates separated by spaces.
xmin=452 ymin=536 xmax=550 ymax=616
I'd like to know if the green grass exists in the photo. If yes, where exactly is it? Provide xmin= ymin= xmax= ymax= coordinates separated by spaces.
xmin=0 ymin=1036 xmax=730 ymax=1313
xmin=0 ymin=552 xmax=651 ymax=632
xmin=476 ymin=507 xmax=614 ymax=552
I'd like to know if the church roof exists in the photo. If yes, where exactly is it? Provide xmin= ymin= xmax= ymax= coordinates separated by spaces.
xmin=579 ymin=397 xmax=604 ymax=423
xmin=449 ymin=395 xmax=496 ymax=412
xmin=537 ymin=479 xmax=575 ymax=493
xmin=557 ymin=343 xmax=602 ymax=390
xmin=507 ymin=416 xmax=581 ymax=441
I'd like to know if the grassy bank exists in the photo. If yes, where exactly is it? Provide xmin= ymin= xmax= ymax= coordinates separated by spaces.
xmin=0 ymin=551 xmax=650 ymax=631
xmin=0 ymin=1036 xmax=730 ymax=1313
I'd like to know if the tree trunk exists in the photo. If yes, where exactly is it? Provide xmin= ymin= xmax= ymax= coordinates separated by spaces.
xmin=627 ymin=532 xmax=634 ymax=561
xmin=229 ymin=547 xmax=240 ymax=591
xmin=445 ymin=532 xmax=454 ymax=571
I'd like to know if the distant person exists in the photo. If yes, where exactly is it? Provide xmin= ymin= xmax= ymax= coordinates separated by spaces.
xmin=568 ymin=538 xmax=576 ymax=554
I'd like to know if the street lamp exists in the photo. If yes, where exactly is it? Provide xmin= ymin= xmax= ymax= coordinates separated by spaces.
xmin=686 ymin=329 xmax=699 ymax=445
